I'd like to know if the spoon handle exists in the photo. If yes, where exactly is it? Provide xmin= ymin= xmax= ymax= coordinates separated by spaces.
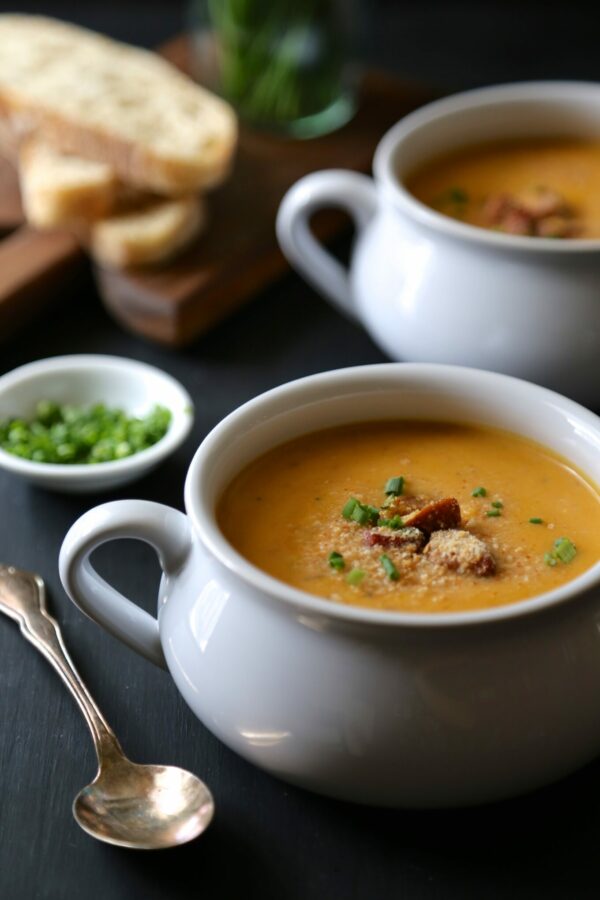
xmin=0 ymin=564 xmax=123 ymax=764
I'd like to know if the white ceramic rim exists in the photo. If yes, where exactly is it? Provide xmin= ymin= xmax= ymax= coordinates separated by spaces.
xmin=185 ymin=363 xmax=600 ymax=630
xmin=373 ymin=80 xmax=600 ymax=254
xmin=0 ymin=354 xmax=194 ymax=481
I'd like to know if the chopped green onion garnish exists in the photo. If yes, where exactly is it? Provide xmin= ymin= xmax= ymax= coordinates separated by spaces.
xmin=553 ymin=537 xmax=577 ymax=564
xmin=378 ymin=515 xmax=404 ymax=529
xmin=437 ymin=187 xmax=469 ymax=206
xmin=384 ymin=476 xmax=404 ymax=496
xmin=328 ymin=551 xmax=345 ymax=571
xmin=0 ymin=402 xmax=171 ymax=465
xmin=448 ymin=186 xmax=468 ymax=203
xmin=529 ymin=517 xmax=543 ymax=525
xmin=486 ymin=509 xmax=501 ymax=517
xmin=351 ymin=504 xmax=370 ymax=525
xmin=544 ymin=537 xmax=576 ymax=566
xmin=345 ymin=498 xmax=380 ymax=526
xmin=471 ymin=486 xmax=487 ymax=497
xmin=342 ymin=497 xmax=359 ymax=519
xmin=346 ymin=568 xmax=365 ymax=586
xmin=365 ymin=505 xmax=381 ymax=524
xmin=491 ymin=500 xmax=503 ymax=509
xmin=380 ymin=554 xmax=399 ymax=581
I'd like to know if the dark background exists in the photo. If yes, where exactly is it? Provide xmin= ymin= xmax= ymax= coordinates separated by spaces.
xmin=0 ymin=3 xmax=599 ymax=899
xmin=3 ymin=0 xmax=600 ymax=89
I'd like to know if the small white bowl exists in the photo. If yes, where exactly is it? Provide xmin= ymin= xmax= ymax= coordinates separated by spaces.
xmin=0 ymin=355 xmax=194 ymax=493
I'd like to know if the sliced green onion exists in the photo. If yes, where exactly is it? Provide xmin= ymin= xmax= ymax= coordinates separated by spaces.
xmin=486 ymin=509 xmax=501 ymax=517
xmin=351 ymin=504 xmax=370 ymax=525
xmin=379 ymin=514 xmax=404 ymax=529
xmin=365 ymin=505 xmax=381 ymax=524
xmin=529 ymin=517 xmax=543 ymax=525
xmin=0 ymin=402 xmax=171 ymax=465
xmin=436 ymin=187 xmax=469 ymax=206
xmin=342 ymin=497 xmax=359 ymax=520
xmin=346 ymin=568 xmax=365 ymax=586
xmin=491 ymin=500 xmax=503 ymax=509
xmin=380 ymin=554 xmax=399 ymax=581
xmin=471 ymin=486 xmax=487 ymax=497
xmin=345 ymin=498 xmax=380 ymax=526
xmin=544 ymin=537 xmax=577 ymax=566
xmin=553 ymin=537 xmax=577 ymax=564
xmin=328 ymin=551 xmax=345 ymax=571
xmin=384 ymin=476 xmax=404 ymax=496
xmin=448 ymin=186 xmax=468 ymax=203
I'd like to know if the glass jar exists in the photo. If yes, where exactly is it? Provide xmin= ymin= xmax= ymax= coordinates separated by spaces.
xmin=188 ymin=0 xmax=358 ymax=138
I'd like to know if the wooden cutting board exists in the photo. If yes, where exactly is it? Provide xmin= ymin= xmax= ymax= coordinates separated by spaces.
xmin=0 ymin=156 xmax=23 ymax=234
xmin=0 ymin=156 xmax=84 ymax=339
xmin=0 ymin=34 xmax=432 ymax=346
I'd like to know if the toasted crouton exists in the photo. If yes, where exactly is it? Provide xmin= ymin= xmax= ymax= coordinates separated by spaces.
xmin=424 ymin=529 xmax=496 ymax=576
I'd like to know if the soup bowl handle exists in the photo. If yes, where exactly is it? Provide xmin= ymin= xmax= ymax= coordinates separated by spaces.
xmin=58 ymin=500 xmax=192 ymax=669
xmin=276 ymin=169 xmax=378 ymax=320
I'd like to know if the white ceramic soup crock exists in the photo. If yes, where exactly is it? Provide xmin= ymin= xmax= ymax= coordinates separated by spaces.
xmin=59 ymin=364 xmax=600 ymax=808
xmin=276 ymin=82 xmax=600 ymax=407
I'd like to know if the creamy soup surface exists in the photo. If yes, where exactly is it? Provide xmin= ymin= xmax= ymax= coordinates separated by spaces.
xmin=406 ymin=139 xmax=600 ymax=239
xmin=217 ymin=421 xmax=600 ymax=614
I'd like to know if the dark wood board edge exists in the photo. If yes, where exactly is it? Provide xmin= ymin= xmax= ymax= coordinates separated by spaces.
xmin=0 ymin=156 xmax=24 ymax=233
xmin=0 ymin=228 xmax=84 ymax=340
xmin=94 ymin=209 xmax=348 ymax=347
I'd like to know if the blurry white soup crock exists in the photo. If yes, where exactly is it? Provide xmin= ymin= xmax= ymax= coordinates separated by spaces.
xmin=59 ymin=364 xmax=600 ymax=808
xmin=276 ymin=82 xmax=600 ymax=407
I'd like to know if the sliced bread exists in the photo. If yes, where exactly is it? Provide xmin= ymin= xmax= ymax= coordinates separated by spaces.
xmin=90 ymin=195 xmax=205 ymax=269
xmin=19 ymin=138 xmax=118 ymax=227
xmin=0 ymin=15 xmax=237 ymax=195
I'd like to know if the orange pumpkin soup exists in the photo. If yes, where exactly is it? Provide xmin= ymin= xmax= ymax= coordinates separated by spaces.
xmin=217 ymin=421 xmax=600 ymax=614
xmin=406 ymin=138 xmax=600 ymax=239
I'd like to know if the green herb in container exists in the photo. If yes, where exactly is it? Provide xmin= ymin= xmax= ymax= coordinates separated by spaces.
xmin=190 ymin=0 xmax=356 ymax=137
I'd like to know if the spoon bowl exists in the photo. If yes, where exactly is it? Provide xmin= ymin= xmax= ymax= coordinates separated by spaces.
xmin=74 ymin=762 xmax=214 ymax=850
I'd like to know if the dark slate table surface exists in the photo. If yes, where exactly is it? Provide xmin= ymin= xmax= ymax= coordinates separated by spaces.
xmin=1 ymin=3 xmax=599 ymax=898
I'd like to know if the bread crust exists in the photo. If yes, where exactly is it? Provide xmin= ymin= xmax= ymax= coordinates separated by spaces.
xmin=19 ymin=138 xmax=118 ymax=227
xmin=90 ymin=195 xmax=206 ymax=268
xmin=0 ymin=15 xmax=237 ymax=195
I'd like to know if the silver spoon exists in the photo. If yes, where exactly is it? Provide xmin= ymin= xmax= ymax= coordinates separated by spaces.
xmin=0 ymin=564 xmax=214 ymax=849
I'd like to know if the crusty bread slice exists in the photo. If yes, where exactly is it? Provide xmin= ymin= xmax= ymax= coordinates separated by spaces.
xmin=15 ymin=137 xmax=203 ymax=267
xmin=90 ymin=195 xmax=205 ymax=269
xmin=19 ymin=138 xmax=118 ymax=227
xmin=0 ymin=113 xmax=19 ymax=161
xmin=0 ymin=15 xmax=237 ymax=195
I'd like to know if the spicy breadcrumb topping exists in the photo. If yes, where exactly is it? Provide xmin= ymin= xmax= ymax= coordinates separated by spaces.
xmin=323 ymin=474 xmax=579 ymax=603
xmin=363 ymin=526 xmax=425 ymax=551
xmin=324 ymin=489 xmax=498 ymax=596
xmin=424 ymin=529 xmax=496 ymax=576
